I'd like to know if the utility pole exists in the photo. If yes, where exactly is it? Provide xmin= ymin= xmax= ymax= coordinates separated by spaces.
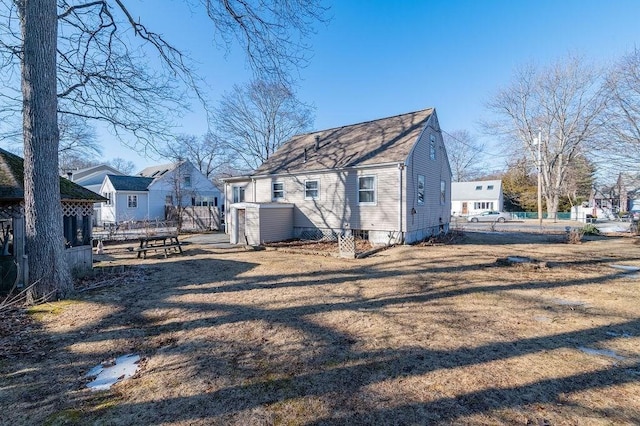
xmin=537 ymin=130 xmax=543 ymax=228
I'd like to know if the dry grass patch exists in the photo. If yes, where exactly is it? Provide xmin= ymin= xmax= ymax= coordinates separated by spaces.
xmin=1 ymin=231 xmax=640 ymax=425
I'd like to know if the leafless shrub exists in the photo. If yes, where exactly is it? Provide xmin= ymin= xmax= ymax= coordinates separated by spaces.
xmin=566 ymin=228 xmax=585 ymax=244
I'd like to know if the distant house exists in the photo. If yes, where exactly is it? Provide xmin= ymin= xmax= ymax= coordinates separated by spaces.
xmin=223 ymin=108 xmax=452 ymax=245
xmin=451 ymin=180 xmax=503 ymax=216
xmin=65 ymin=164 xmax=125 ymax=193
xmin=616 ymin=172 xmax=640 ymax=212
xmin=63 ymin=164 xmax=126 ymax=225
xmin=99 ymin=160 xmax=223 ymax=224
xmin=0 ymin=149 xmax=105 ymax=289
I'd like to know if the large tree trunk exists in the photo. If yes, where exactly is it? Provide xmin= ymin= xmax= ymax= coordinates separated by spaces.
xmin=20 ymin=0 xmax=72 ymax=299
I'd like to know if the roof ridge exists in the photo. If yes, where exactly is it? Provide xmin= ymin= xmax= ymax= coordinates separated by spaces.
xmin=295 ymin=108 xmax=434 ymax=137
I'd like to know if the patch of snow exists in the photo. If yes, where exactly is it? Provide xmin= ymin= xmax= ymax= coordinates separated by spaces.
xmin=507 ymin=256 xmax=533 ymax=263
xmin=598 ymin=225 xmax=631 ymax=234
xmin=578 ymin=346 xmax=626 ymax=361
xmin=86 ymin=354 xmax=140 ymax=391
xmin=610 ymin=264 xmax=640 ymax=272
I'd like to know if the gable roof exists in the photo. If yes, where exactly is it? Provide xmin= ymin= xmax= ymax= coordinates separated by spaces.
xmin=0 ymin=148 xmax=106 ymax=202
xmin=451 ymin=180 xmax=502 ymax=201
xmin=65 ymin=164 xmax=124 ymax=183
xmin=107 ymin=174 xmax=154 ymax=191
xmin=253 ymin=109 xmax=434 ymax=175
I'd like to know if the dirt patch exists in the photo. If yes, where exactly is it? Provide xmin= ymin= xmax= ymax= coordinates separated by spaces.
xmin=2 ymin=231 xmax=640 ymax=425
xmin=265 ymin=238 xmax=373 ymax=256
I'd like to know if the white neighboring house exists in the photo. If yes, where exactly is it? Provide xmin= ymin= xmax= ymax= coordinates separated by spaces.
xmin=63 ymin=164 xmax=125 ymax=225
xmin=99 ymin=160 xmax=223 ymax=224
xmin=451 ymin=180 xmax=503 ymax=217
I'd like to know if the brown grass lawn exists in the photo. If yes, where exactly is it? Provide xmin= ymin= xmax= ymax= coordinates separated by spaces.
xmin=2 ymin=231 xmax=640 ymax=425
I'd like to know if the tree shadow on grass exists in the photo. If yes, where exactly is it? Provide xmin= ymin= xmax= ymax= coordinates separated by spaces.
xmin=4 ymin=248 xmax=640 ymax=424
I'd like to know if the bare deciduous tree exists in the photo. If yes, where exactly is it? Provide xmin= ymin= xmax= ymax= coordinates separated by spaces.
xmin=215 ymin=80 xmax=314 ymax=171
xmin=604 ymin=48 xmax=640 ymax=169
xmin=1 ymin=0 xmax=327 ymax=299
xmin=486 ymin=55 xmax=608 ymax=219
xmin=442 ymin=130 xmax=486 ymax=182
xmin=162 ymin=133 xmax=228 ymax=181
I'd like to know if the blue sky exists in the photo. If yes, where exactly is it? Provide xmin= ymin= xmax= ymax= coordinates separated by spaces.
xmin=104 ymin=0 xmax=640 ymax=172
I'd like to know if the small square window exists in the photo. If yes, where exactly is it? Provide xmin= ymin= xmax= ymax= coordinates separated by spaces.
xmin=127 ymin=195 xmax=138 ymax=208
xmin=305 ymin=180 xmax=319 ymax=200
xmin=475 ymin=185 xmax=482 ymax=190
xmin=487 ymin=185 xmax=494 ymax=190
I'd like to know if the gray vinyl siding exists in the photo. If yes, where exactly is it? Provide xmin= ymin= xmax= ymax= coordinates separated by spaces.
xmin=404 ymin=116 xmax=452 ymax=237
xmin=259 ymin=206 xmax=294 ymax=243
xmin=253 ymin=166 xmax=400 ymax=233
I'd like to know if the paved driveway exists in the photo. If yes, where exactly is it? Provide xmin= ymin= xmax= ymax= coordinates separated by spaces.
xmin=181 ymin=232 xmax=238 ymax=247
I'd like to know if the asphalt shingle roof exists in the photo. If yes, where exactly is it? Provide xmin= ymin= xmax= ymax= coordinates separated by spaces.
xmin=451 ymin=180 xmax=502 ymax=201
xmin=0 ymin=148 xmax=106 ymax=202
xmin=253 ymin=109 xmax=434 ymax=175
xmin=107 ymin=174 xmax=154 ymax=191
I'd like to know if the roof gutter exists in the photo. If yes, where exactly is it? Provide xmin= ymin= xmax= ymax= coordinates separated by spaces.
xmin=251 ymin=161 xmax=405 ymax=180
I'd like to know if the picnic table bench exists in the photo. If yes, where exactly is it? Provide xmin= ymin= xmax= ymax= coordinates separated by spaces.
xmin=136 ymin=234 xmax=183 ymax=259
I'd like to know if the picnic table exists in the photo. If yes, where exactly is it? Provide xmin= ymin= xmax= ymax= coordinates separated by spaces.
xmin=136 ymin=234 xmax=183 ymax=259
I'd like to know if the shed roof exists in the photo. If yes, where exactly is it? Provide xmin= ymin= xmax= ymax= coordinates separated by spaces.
xmin=107 ymin=174 xmax=154 ymax=191
xmin=0 ymin=148 xmax=106 ymax=202
xmin=253 ymin=109 xmax=434 ymax=175
xmin=451 ymin=180 xmax=502 ymax=201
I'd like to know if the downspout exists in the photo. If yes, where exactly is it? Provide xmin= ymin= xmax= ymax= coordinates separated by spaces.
xmin=252 ymin=178 xmax=257 ymax=202
xmin=398 ymin=163 xmax=405 ymax=244
xmin=224 ymin=182 xmax=228 ymax=234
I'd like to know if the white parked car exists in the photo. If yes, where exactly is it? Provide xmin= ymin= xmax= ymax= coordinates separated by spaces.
xmin=467 ymin=211 xmax=511 ymax=223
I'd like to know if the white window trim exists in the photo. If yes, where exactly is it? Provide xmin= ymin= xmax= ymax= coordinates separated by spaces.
xmin=304 ymin=179 xmax=319 ymax=200
xmin=232 ymin=186 xmax=245 ymax=203
xmin=272 ymin=181 xmax=285 ymax=200
xmin=440 ymin=180 xmax=446 ymax=205
xmin=358 ymin=175 xmax=377 ymax=205
xmin=183 ymin=175 xmax=192 ymax=188
xmin=417 ymin=175 xmax=425 ymax=205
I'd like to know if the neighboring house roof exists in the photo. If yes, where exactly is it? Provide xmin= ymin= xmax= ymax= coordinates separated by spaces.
xmin=65 ymin=164 xmax=124 ymax=184
xmin=106 ymin=174 xmax=154 ymax=191
xmin=138 ymin=162 xmax=180 ymax=178
xmin=253 ymin=108 xmax=435 ymax=175
xmin=0 ymin=148 xmax=106 ymax=202
xmin=451 ymin=180 xmax=502 ymax=201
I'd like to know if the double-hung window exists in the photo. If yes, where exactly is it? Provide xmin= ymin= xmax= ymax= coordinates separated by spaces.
xmin=417 ymin=175 xmax=425 ymax=205
xmin=127 ymin=195 xmax=138 ymax=208
xmin=232 ymin=186 xmax=245 ymax=203
xmin=103 ymin=192 xmax=112 ymax=206
xmin=272 ymin=182 xmax=284 ymax=200
xmin=305 ymin=180 xmax=319 ymax=200
xmin=183 ymin=175 xmax=192 ymax=188
xmin=358 ymin=176 xmax=376 ymax=204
